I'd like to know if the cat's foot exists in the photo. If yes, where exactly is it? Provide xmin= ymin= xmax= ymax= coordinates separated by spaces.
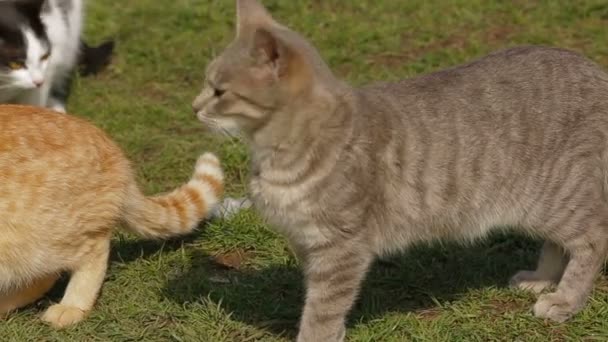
xmin=533 ymin=292 xmax=581 ymax=323
xmin=51 ymin=104 xmax=66 ymax=113
xmin=41 ymin=304 xmax=86 ymax=328
xmin=0 ymin=306 xmax=14 ymax=319
xmin=48 ymin=98 xmax=66 ymax=113
xmin=211 ymin=197 xmax=253 ymax=220
xmin=509 ymin=270 xmax=556 ymax=293
xmin=0 ymin=302 xmax=14 ymax=317
xmin=296 ymin=327 xmax=345 ymax=342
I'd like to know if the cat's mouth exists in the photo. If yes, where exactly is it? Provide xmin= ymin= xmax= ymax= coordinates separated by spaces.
xmin=195 ymin=110 xmax=207 ymax=122
xmin=195 ymin=111 xmax=221 ymax=132
xmin=196 ymin=113 xmax=241 ymax=138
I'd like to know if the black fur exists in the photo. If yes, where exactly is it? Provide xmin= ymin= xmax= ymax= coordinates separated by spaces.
xmin=50 ymin=39 xmax=115 ymax=104
xmin=78 ymin=39 xmax=114 ymax=76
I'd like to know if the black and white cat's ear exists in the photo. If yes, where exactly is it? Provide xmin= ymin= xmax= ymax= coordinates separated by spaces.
xmin=236 ymin=0 xmax=275 ymax=35
xmin=16 ymin=0 xmax=46 ymax=19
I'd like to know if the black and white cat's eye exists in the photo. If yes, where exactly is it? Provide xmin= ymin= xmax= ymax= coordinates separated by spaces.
xmin=41 ymin=51 xmax=51 ymax=61
xmin=7 ymin=61 xmax=25 ymax=70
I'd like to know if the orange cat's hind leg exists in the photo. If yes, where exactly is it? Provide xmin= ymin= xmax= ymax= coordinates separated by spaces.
xmin=41 ymin=238 xmax=110 ymax=328
xmin=0 ymin=274 xmax=59 ymax=317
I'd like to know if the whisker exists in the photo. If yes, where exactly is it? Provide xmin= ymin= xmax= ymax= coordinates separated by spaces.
xmin=0 ymin=84 xmax=18 ymax=90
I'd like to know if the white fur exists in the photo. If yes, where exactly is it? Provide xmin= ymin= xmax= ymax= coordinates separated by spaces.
xmin=194 ymin=163 xmax=224 ymax=182
xmin=0 ymin=0 xmax=83 ymax=112
xmin=188 ymin=180 xmax=220 ymax=213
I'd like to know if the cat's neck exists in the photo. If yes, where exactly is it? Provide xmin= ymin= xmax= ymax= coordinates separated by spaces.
xmin=248 ymin=83 xmax=354 ymax=169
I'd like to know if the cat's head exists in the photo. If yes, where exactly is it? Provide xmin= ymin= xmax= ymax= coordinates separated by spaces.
xmin=0 ymin=0 xmax=51 ymax=90
xmin=193 ymin=0 xmax=341 ymax=138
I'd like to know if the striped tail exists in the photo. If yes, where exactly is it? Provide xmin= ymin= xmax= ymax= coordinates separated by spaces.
xmin=121 ymin=152 xmax=224 ymax=239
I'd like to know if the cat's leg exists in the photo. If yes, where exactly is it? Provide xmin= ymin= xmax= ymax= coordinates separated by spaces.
xmin=296 ymin=239 xmax=374 ymax=342
xmin=38 ymin=82 xmax=54 ymax=110
xmin=47 ymin=98 xmax=67 ymax=113
xmin=48 ymin=72 xmax=71 ymax=113
xmin=16 ymin=88 xmax=45 ymax=108
xmin=16 ymin=81 xmax=52 ymax=109
xmin=510 ymin=240 xmax=568 ymax=293
xmin=0 ymin=274 xmax=59 ymax=317
xmin=41 ymin=238 xmax=109 ymax=328
xmin=532 ymin=220 xmax=608 ymax=322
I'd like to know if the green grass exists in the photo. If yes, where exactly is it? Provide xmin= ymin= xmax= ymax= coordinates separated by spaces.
xmin=3 ymin=0 xmax=608 ymax=340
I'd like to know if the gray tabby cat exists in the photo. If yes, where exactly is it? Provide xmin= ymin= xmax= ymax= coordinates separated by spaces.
xmin=193 ymin=1 xmax=608 ymax=340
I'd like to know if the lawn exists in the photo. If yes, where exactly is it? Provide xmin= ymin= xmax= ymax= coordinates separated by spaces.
xmin=2 ymin=0 xmax=608 ymax=341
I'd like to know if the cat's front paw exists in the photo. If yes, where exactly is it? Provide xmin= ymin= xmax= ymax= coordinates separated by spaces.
xmin=509 ymin=270 xmax=555 ymax=293
xmin=48 ymin=98 xmax=67 ymax=113
xmin=42 ymin=304 xmax=87 ymax=328
xmin=210 ymin=197 xmax=253 ymax=220
xmin=533 ymin=292 xmax=581 ymax=323
xmin=296 ymin=326 xmax=345 ymax=342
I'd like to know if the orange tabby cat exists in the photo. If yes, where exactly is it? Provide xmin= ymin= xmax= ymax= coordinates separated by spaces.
xmin=0 ymin=105 xmax=224 ymax=328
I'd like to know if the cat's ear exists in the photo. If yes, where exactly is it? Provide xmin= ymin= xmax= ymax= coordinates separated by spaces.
xmin=251 ymin=28 xmax=311 ymax=91
xmin=236 ymin=0 xmax=275 ymax=35
xmin=16 ymin=0 xmax=45 ymax=19
xmin=251 ymin=28 xmax=290 ymax=77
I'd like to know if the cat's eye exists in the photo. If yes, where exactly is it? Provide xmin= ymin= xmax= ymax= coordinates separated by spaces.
xmin=213 ymin=88 xmax=226 ymax=98
xmin=8 ymin=61 xmax=24 ymax=70
xmin=41 ymin=52 xmax=50 ymax=61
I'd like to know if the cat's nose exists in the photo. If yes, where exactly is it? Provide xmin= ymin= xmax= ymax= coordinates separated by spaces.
xmin=33 ymin=79 xmax=44 ymax=88
xmin=192 ymin=94 xmax=205 ymax=114
xmin=192 ymin=101 xmax=202 ymax=114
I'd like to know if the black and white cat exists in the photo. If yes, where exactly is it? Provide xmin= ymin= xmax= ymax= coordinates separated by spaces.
xmin=0 ymin=0 xmax=113 ymax=112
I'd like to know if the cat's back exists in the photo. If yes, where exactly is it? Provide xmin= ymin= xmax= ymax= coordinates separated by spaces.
xmin=357 ymin=45 xmax=608 ymax=142
xmin=0 ymin=105 xmax=131 ymax=210
xmin=0 ymin=105 xmax=123 ymax=159
xmin=364 ymin=45 xmax=608 ymax=107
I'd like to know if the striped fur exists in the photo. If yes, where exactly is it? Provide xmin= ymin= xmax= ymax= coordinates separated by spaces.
xmin=193 ymin=1 xmax=608 ymax=340
xmin=0 ymin=105 xmax=223 ymax=328
xmin=122 ymin=153 xmax=224 ymax=239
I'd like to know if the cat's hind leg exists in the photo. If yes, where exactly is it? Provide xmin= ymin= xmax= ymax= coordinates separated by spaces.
xmin=532 ymin=216 xmax=608 ymax=322
xmin=510 ymin=240 xmax=568 ymax=293
xmin=41 ymin=238 xmax=109 ymax=328
xmin=0 ymin=274 xmax=59 ymax=317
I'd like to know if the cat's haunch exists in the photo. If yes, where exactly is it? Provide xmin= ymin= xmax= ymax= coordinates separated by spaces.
xmin=0 ymin=105 xmax=224 ymax=328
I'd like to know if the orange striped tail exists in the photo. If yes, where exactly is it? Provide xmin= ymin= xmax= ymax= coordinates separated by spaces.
xmin=121 ymin=153 xmax=224 ymax=239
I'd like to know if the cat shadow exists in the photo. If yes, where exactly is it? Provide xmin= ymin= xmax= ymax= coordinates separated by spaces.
xmin=109 ymin=230 xmax=201 ymax=264
xmin=42 ymin=228 xmax=203 ymax=304
xmin=161 ymin=232 xmax=545 ymax=338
